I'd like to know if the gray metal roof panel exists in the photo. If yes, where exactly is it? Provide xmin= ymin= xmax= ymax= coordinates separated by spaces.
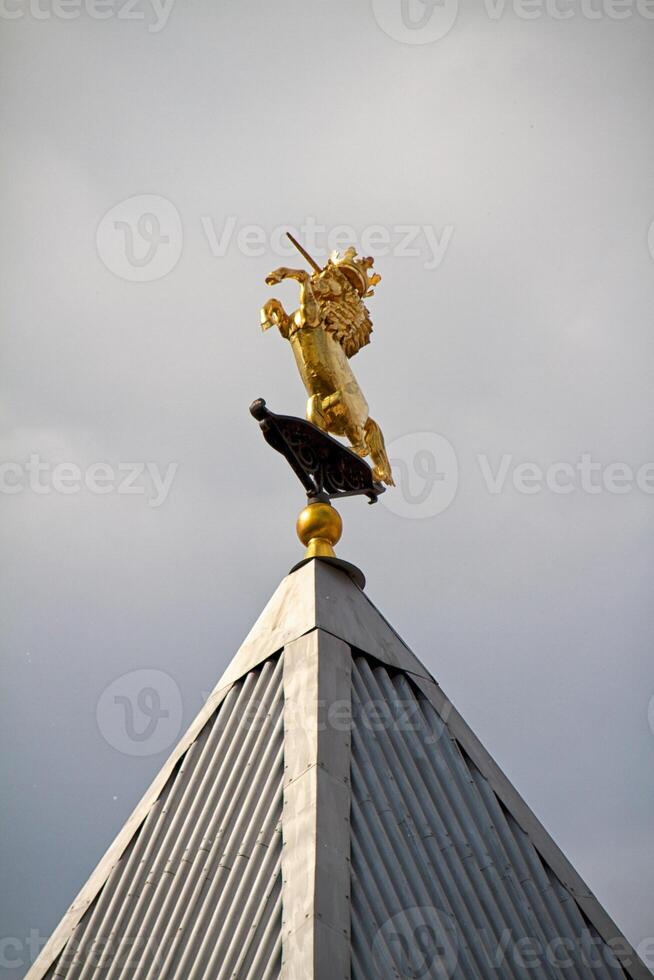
xmin=41 ymin=655 xmax=284 ymax=980
xmin=350 ymin=655 xmax=631 ymax=980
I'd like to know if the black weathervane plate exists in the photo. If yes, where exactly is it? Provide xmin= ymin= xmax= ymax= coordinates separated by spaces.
xmin=250 ymin=398 xmax=385 ymax=504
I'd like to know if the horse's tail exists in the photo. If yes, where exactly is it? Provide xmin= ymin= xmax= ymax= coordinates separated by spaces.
xmin=365 ymin=417 xmax=395 ymax=486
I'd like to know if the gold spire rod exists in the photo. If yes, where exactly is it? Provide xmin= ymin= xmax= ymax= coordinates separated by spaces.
xmin=286 ymin=232 xmax=322 ymax=273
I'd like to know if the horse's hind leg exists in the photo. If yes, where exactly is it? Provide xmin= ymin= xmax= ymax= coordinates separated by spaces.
xmin=307 ymin=394 xmax=326 ymax=430
xmin=345 ymin=421 xmax=368 ymax=457
xmin=364 ymin=416 xmax=395 ymax=486
xmin=312 ymin=388 xmax=368 ymax=455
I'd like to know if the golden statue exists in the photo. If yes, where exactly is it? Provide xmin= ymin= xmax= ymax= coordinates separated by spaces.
xmin=260 ymin=235 xmax=394 ymax=486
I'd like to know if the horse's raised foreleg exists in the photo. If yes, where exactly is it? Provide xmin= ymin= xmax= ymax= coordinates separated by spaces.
xmin=265 ymin=267 xmax=309 ymax=287
xmin=261 ymin=298 xmax=291 ymax=338
xmin=265 ymin=267 xmax=320 ymax=328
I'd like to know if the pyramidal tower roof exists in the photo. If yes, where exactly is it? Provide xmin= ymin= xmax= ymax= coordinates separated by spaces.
xmin=29 ymin=558 xmax=651 ymax=980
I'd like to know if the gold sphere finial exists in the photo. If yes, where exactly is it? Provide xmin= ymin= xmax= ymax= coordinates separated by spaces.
xmin=296 ymin=500 xmax=342 ymax=559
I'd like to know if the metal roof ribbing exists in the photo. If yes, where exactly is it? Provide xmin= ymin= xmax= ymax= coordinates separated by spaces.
xmin=45 ymin=654 xmax=284 ymax=980
xmin=28 ymin=559 xmax=651 ymax=980
xmin=350 ymin=654 xmax=628 ymax=980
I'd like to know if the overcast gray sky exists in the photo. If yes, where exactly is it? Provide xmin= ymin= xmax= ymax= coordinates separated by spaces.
xmin=1 ymin=0 xmax=654 ymax=976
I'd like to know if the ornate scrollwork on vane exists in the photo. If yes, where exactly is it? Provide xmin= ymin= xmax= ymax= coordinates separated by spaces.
xmin=250 ymin=399 xmax=384 ymax=504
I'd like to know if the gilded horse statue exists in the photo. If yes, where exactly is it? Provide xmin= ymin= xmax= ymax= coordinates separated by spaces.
xmin=260 ymin=238 xmax=394 ymax=486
